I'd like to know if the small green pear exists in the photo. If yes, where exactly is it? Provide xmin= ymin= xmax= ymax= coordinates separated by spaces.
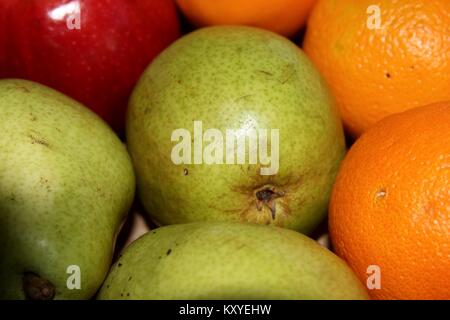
xmin=98 ymin=222 xmax=368 ymax=300
xmin=127 ymin=26 xmax=345 ymax=233
xmin=0 ymin=79 xmax=135 ymax=299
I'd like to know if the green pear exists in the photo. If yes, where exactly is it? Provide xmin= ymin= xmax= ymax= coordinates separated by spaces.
xmin=0 ymin=79 xmax=135 ymax=299
xmin=127 ymin=26 xmax=345 ymax=233
xmin=98 ymin=222 xmax=368 ymax=300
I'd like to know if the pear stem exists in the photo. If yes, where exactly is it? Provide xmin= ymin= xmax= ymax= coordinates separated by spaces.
xmin=23 ymin=272 xmax=55 ymax=300
xmin=255 ymin=186 xmax=285 ymax=219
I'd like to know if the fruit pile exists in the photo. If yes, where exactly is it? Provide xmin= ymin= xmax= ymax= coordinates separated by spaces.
xmin=0 ymin=0 xmax=448 ymax=300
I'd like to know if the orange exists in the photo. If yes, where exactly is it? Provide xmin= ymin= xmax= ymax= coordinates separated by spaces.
xmin=303 ymin=0 xmax=450 ymax=137
xmin=175 ymin=0 xmax=317 ymax=37
xmin=329 ymin=101 xmax=450 ymax=300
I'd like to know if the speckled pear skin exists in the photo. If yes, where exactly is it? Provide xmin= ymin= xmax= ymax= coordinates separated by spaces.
xmin=98 ymin=222 xmax=368 ymax=300
xmin=127 ymin=26 xmax=345 ymax=233
xmin=0 ymin=79 xmax=135 ymax=299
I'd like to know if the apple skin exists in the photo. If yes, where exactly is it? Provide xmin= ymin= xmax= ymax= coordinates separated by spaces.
xmin=1 ymin=0 xmax=180 ymax=132
xmin=0 ymin=0 xmax=9 ymax=75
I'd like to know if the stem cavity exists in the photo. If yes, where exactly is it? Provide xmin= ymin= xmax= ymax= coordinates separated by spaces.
xmin=255 ymin=186 xmax=285 ymax=220
xmin=23 ymin=272 xmax=55 ymax=300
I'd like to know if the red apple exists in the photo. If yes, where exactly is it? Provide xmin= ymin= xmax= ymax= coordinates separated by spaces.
xmin=1 ymin=0 xmax=180 ymax=132
xmin=0 ymin=0 xmax=10 ymax=77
